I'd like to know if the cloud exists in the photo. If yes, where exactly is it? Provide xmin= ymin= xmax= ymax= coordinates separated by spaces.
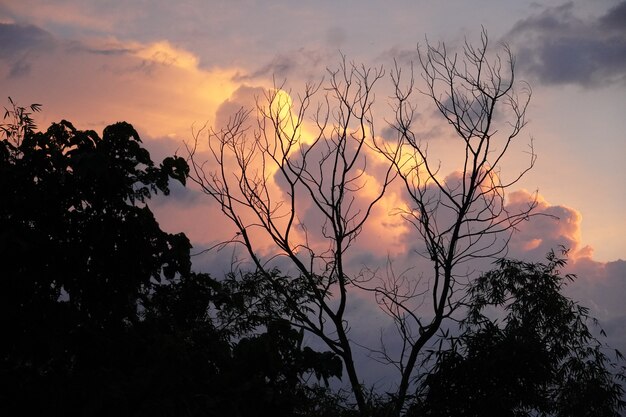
xmin=0 ymin=22 xmax=254 ymax=258
xmin=0 ymin=22 xmax=55 ymax=57
xmin=498 ymin=189 xmax=626 ymax=358
xmin=0 ymin=22 xmax=240 ymax=139
xmin=378 ymin=111 xmax=445 ymax=144
xmin=0 ymin=22 xmax=57 ymax=77
xmin=563 ymin=257 xmax=626 ymax=363
xmin=173 ymin=85 xmax=313 ymax=269
xmin=186 ymin=93 xmax=592 ymax=311
xmin=506 ymin=190 xmax=586 ymax=260
xmin=149 ymin=83 xmax=626 ymax=385
xmin=179 ymin=83 xmax=415 ymax=280
xmin=133 ymin=40 xmax=200 ymax=71
xmin=214 ymin=85 xmax=264 ymax=130
xmin=233 ymin=46 xmax=335 ymax=83
xmin=505 ymin=1 xmax=626 ymax=87
xmin=0 ymin=0 xmax=123 ymax=33
xmin=568 ymin=257 xmax=626 ymax=319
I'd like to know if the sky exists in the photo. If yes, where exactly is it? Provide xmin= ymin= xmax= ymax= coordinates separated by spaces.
xmin=1 ymin=0 xmax=625 ymax=388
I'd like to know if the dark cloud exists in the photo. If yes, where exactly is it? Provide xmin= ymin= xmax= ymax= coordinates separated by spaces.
xmin=565 ymin=258 xmax=626 ymax=365
xmin=0 ymin=22 xmax=141 ymax=79
xmin=600 ymin=0 xmax=626 ymax=29
xmin=505 ymin=1 xmax=626 ymax=87
xmin=214 ymin=85 xmax=263 ymax=129
xmin=232 ymin=47 xmax=332 ymax=82
xmin=0 ymin=22 xmax=133 ymax=79
xmin=0 ymin=22 xmax=55 ymax=58
xmin=8 ymin=56 xmax=31 ymax=78
xmin=567 ymin=258 xmax=626 ymax=320
xmin=379 ymin=109 xmax=426 ymax=142
xmin=67 ymin=40 xmax=134 ymax=57
xmin=0 ymin=22 xmax=56 ymax=77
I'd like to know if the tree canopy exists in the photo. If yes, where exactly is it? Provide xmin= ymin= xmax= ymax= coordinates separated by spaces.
xmin=0 ymin=101 xmax=341 ymax=417
xmin=411 ymin=250 xmax=625 ymax=417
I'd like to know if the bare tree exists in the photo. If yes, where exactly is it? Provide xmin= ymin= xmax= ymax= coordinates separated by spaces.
xmin=187 ymin=30 xmax=537 ymax=416
xmin=372 ymin=29 xmax=537 ymax=413
xmin=187 ymin=58 xmax=394 ymax=413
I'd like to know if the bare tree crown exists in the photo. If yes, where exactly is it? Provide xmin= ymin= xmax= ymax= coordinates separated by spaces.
xmin=187 ymin=30 xmax=537 ymax=416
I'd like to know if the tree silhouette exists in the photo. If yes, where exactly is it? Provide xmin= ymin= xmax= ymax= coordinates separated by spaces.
xmin=187 ymin=30 xmax=539 ymax=416
xmin=410 ymin=250 xmax=625 ymax=417
xmin=370 ymin=29 xmax=540 ymax=413
xmin=0 ymin=101 xmax=342 ymax=416
xmin=0 ymin=100 xmax=197 ymax=415
xmin=187 ymin=58 xmax=395 ymax=412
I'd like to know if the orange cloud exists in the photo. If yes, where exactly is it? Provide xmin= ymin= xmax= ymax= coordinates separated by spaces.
xmin=0 ymin=26 xmax=240 ymax=140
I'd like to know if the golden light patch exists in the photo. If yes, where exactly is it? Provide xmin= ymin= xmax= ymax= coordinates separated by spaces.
xmin=260 ymin=88 xmax=305 ymax=156
xmin=267 ymin=89 xmax=294 ymax=122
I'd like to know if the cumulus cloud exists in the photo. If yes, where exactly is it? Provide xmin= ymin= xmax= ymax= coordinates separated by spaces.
xmin=185 ymin=84 xmax=612 ymax=304
xmin=147 ymin=84 xmax=623 ymax=367
xmin=505 ymin=1 xmax=626 ymax=86
xmin=562 ymin=257 xmax=626 ymax=364
xmin=147 ymin=68 xmax=626 ymax=396
xmin=497 ymin=189 xmax=626 ymax=359
xmin=185 ymin=83 xmax=410 ymax=276
xmin=568 ymin=257 xmax=626 ymax=318
xmin=213 ymin=85 xmax=264 ymax=129
xmin=506 ymin=190 xmax=587 ymax=260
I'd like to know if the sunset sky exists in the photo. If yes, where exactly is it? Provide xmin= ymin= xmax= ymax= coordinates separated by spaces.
xmin=1 ymin=0 xmax=625 ymax=385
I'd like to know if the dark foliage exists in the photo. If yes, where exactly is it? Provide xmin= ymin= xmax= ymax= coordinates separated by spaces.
xmin=411 ymin=250 xmax=626 ymax=417
xmin=0 ymin=100 xmax=342 ymax=417
xmin=3 ymin=99 xmax=622 ymax=417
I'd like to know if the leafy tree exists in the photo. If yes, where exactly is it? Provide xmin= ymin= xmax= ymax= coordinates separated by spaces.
xmin=0 ymin=101 xmax=342 ymax=416
xmin=410 ymin=250 xmax=625 ymax=417
xmin=143 ymin=272 xmax=344 ymax=417
xmin=0 ymin=99 xmax=194 ymax=415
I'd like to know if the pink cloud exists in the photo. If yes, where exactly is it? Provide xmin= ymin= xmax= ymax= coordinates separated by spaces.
xmin=506 ymin=189 xmax=588 ymax=260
